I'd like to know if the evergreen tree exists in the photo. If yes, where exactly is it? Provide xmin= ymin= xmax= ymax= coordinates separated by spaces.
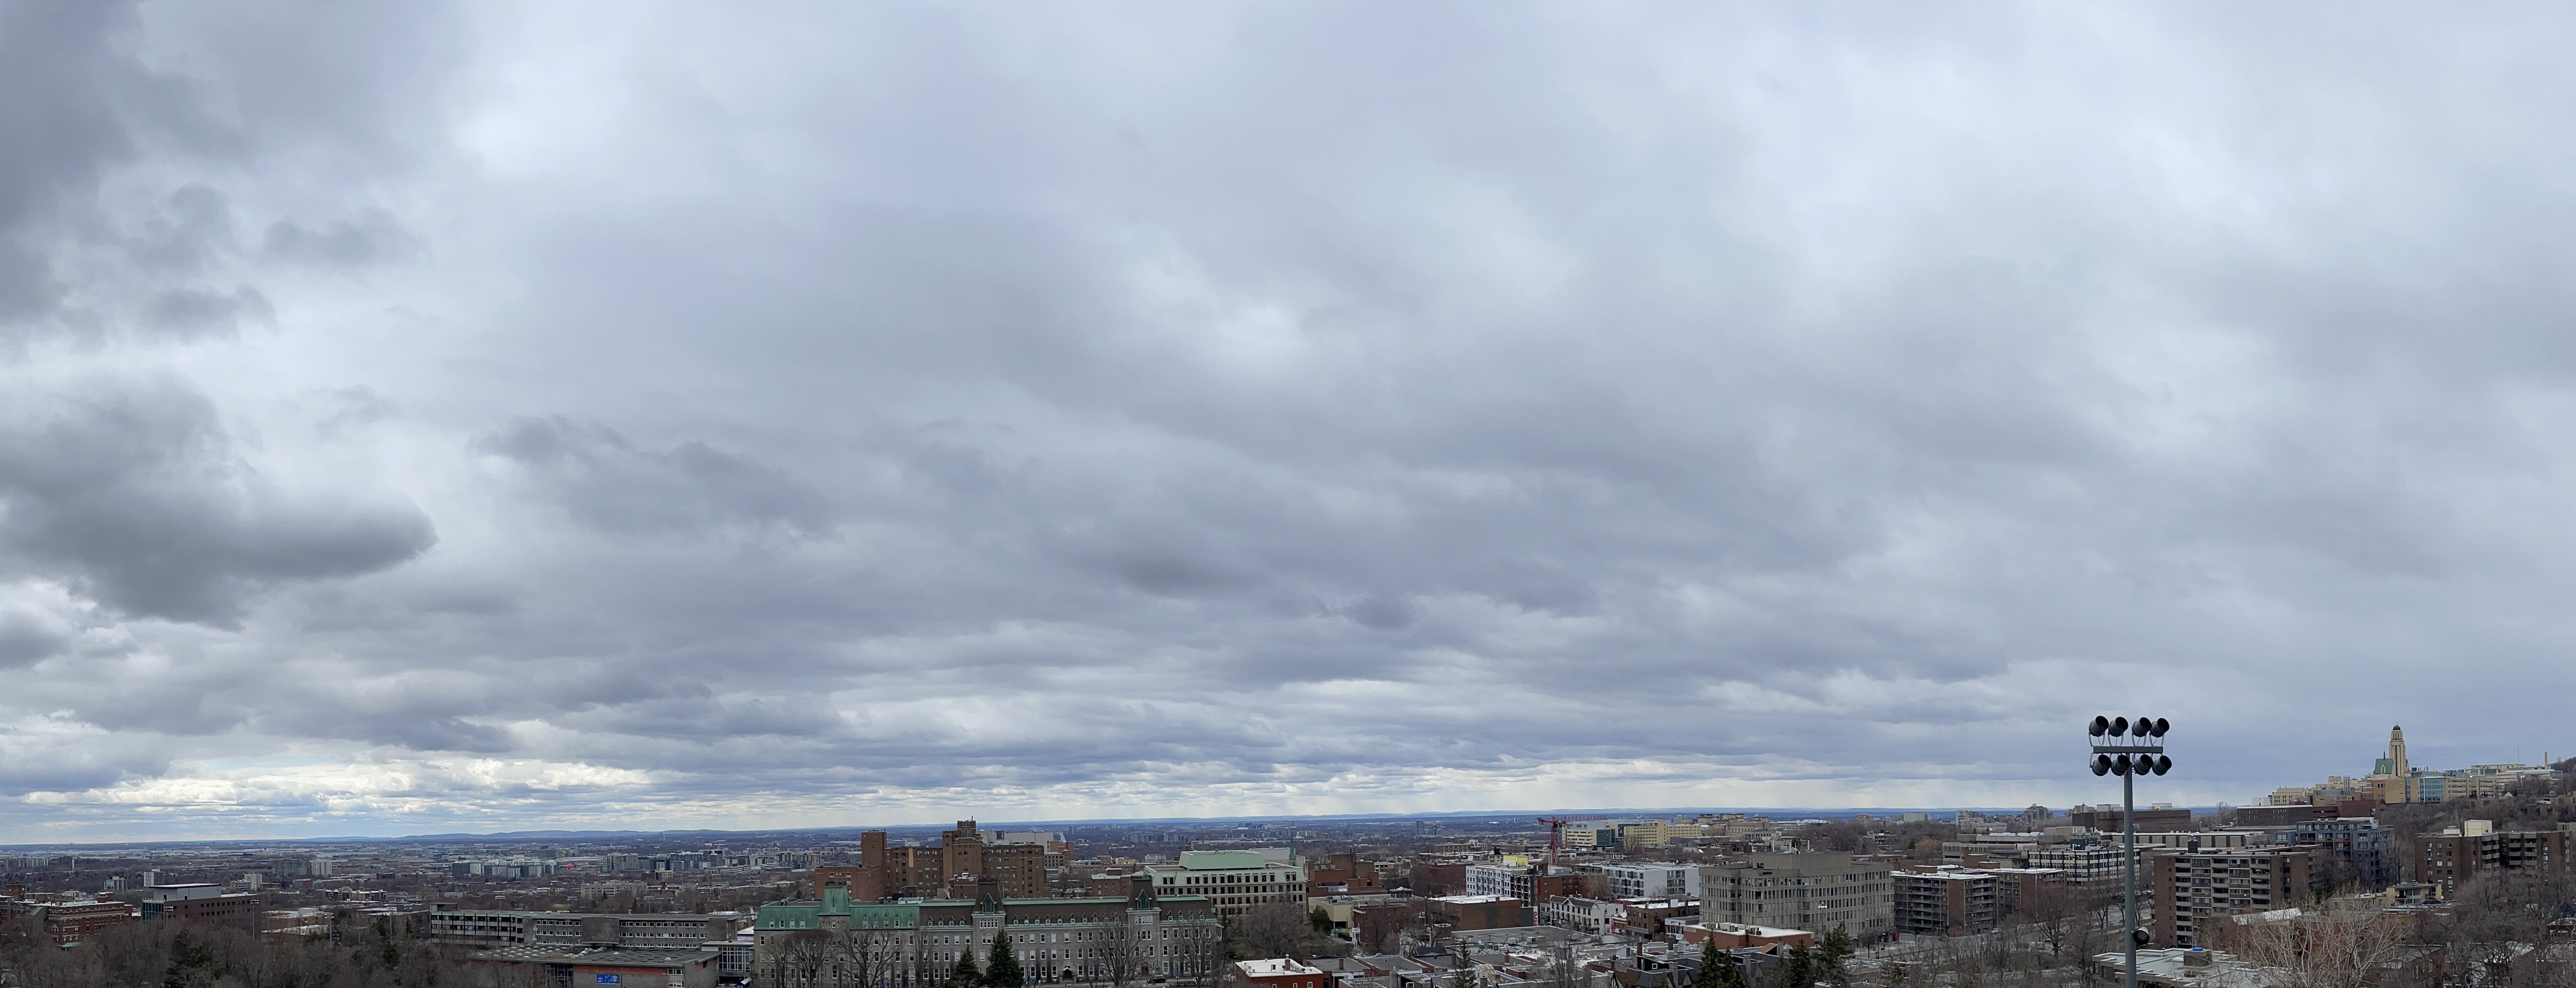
xmin=1693 ymin=940 xmax=1726 ymax=988
xmin=1778 ymin=946 xmax=1813 ymax=988
xmin=163 ymin=931 xmax=219 ymax=988
xmin=1716 ymin=953 xmax=1748 ymax=988
xmin=984 ymin=937 xmax=1024 ymax=988
xmin=1816 ymin=926 xmax=1852 ymax=987
xmin=948 ymin=952 xmax=980 ymax=988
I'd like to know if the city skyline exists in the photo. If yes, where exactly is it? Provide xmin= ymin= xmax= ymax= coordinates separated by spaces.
xmin=11 ymin=3 xmax=2576 ymax=842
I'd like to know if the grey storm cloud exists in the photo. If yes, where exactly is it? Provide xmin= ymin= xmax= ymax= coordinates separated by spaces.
xmin=0 ymin=378 xmax=437 ymax=625
xmin=2 ymin=0 xmax=2576 ymax=839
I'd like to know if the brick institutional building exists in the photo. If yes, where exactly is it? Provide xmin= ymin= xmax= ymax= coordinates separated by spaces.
xmin=818 ymin=821 xmax=1049 ymax=901
xmin=0 ymin=898 xmax=136 ymax=944
xmin=755 ymin=878 xmax=1221 ymax=987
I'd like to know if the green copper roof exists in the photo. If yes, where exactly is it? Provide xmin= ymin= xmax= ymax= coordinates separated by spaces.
xmin=756 ymin=894 xmax=1209 ymax=930
xmin=849 ymin=904 xmax=920 ymax=928
xmin=756 ymin=903 xmax=821 ymax=930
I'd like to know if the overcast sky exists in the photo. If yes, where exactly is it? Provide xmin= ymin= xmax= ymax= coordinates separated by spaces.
xmin=4 ymin=1 xmax=2575 ymax=842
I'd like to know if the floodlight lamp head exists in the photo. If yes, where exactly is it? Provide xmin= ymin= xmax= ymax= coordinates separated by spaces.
xmin=2111 ymin=716 xmax=2129 ymax=735
xmin=2092 ymin=755 xmax=2112 ymax=776
xmin=2151 ymin=718 xmax=2169 ymax=737
xmin=2090 ymin=716 xmax=2109 ymax=737
xmin=2113 ymin=754 xmax=2132 ymax=775
xmin=2154 ymin=755 xmax=2172 ymax=775
xmin=2133 ymin=716 xmax=2153 ymax=736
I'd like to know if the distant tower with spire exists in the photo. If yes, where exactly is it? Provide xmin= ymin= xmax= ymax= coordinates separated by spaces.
xmin=2389 ymin=725 xmax=2408 ymax=780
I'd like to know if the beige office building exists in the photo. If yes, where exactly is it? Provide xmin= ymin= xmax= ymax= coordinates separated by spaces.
xmin=1699 ymin=854 xmax=1893 ymax=940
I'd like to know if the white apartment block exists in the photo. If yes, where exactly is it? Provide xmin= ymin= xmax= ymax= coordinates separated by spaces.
xmin=1586 ymin=862 xmax=1698 ymax=900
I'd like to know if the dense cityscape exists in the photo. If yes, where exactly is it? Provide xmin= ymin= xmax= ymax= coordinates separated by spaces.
xmin=0 ymin=727 xmax=2566 ymax=988
xmin=13 ymin=3 xmax=2576 ymax=988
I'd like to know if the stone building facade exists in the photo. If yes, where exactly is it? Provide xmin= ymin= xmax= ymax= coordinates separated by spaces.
xmin=755 ymin=879 xmax=1221 ymax=987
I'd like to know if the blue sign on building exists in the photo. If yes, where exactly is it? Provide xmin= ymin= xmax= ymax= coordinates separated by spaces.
xmin=597 ymin=976 xmax=622 ymax=985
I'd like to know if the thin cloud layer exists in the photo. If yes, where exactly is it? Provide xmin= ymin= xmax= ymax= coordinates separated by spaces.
xmin=0 ymin=0 xmax=2570 ymax=839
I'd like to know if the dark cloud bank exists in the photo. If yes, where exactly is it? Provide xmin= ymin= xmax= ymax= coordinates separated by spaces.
xmin=0 ymin=0 xmax=2572 ymax=838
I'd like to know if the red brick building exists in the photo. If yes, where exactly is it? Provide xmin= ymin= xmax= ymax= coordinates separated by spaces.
xmin=2415 ymin=824 xmax=2566 ymax=897
xmin=1675 ymin=922 xmax=1814 ymax=949
xmin=1425 ymin=896 xmax=1527 ymax=931
xmin=144 ymin=888 xmax=263 ymax=934
xmin=835 ymin=823 xmax=1048 ymax=901
xmin=0 ymin=899 xmax=137 ymax=945
xmin=1304 ymin=853 xmax=1386 ymax=896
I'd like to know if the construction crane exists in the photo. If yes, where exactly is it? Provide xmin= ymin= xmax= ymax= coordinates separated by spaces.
xmin=1537 ymin=817 xmax=1569 ymax=873
xmin=1533 ymin=815 xmax=1608 ymax=874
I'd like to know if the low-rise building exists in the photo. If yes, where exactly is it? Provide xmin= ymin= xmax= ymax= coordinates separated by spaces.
xmin=428 ymin=908 xmax=748 ymax=949
xmin=1673 ymin=922 xmax=1814 ymax=949
xmin=2070 ymin=806 xmax=2192 ymax=833
xmin=1143 ymin=851 xmax=1304 ymax=920
xmin=1698 ymin=854 xmax=1892 ymax=940
xmin=1305 ymin=894 xmax=1408 ymax=939
xmin=1537 ymin=896 xmax=1621 ymax=934
xmin=1583 ymin=862 xmax=1698 ymax=900
xmin=144 ymin=884 xmax=261 ymax=934
xmin=1232 ymin=958 xmax=1329 ymax=988
xmin=466 ymin=945 xmax=721 ymax=988
xmin=1425 ymin=895 xmax=1527 ymax=931
xmin=1615 ymin=899 xmax=1698 ymax=938
xmin=0 ymin=898 xmax=136 ymax=945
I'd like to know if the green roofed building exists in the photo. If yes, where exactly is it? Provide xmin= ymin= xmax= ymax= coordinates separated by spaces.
xmin=753 ymin=877 xmax=1221 ymax=987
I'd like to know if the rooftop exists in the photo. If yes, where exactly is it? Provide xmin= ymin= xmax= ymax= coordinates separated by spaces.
xmin=469 ymin=946 xmax=721 ymax=967
xmin=1238 ymin=959 xmax=1325 ymax=977
xmin=1683 ymin=922 xmax=1811 ymax=938
xmin=2093 ymin=948 xmax=2271 ymax=988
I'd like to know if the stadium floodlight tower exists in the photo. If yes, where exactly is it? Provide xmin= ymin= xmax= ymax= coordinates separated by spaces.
xmin=2089 ymin=715 xmax=2171 ymax=988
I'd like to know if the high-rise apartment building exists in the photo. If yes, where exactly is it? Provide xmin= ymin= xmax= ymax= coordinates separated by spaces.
xmin=1893 ymin=869 xmax=1997 ymax=936
xmin=1699 ymin=854 xmax=1894 ymax=940
xmin=2413 ymin=821 xmax=2567 ymax=897
xmin=2276 ymin=818 xmax=2395 ymax=886
xmin=2147 ymin=847 xmax=2313 ymax=947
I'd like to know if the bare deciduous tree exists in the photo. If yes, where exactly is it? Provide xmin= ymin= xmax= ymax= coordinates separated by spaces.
xmin=2231 ymin=898 xmax=2414 ymax=988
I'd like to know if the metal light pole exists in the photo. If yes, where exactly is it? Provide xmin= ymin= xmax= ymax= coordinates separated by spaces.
xmin=2089 ymin=715 xmax=2170 ymax=988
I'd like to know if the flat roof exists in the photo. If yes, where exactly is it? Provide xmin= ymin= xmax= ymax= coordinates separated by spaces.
xmin=469 ymin=946 xmax=721 ymax=966
xmin=1238 ymin=959 xmax=1325 ymax=976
